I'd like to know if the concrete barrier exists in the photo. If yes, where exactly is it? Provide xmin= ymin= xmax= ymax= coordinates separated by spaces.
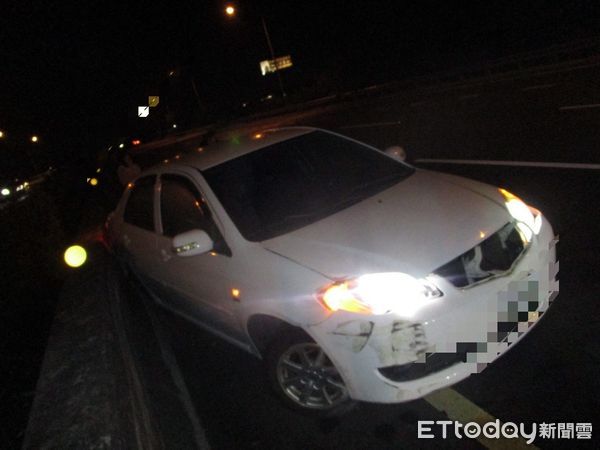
xmin=23 ymin=244 xmax=209 ymax=449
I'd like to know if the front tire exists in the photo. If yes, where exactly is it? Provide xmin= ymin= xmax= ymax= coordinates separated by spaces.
xmin=265 ymin=330 xmax=354 ymax=416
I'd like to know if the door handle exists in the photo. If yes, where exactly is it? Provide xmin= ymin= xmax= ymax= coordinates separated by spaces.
xmin=160 ymin=249 xmax=172 ymax=262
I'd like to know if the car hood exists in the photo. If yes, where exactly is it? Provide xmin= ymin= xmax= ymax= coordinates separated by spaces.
xmin=261 ymin=169 xmax=511 ymax=279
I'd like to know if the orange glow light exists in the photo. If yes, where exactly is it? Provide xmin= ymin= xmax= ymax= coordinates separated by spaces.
xmin=498 ymin=188 xmax=520 ymax=202
xmin=132 ymin=139 xmax=141 ymax=146
xmin=225 ymin=5 xmax=235 ymax=16
xmin=479 ymin=231 xmax=486 ymax=239
xmin=253 ymin=132 xmax=263 ymax=139
xmin=231 ymin=288 xmax=241 ymax=299
xmin=320 ymin=281 xmax=371 ymax=314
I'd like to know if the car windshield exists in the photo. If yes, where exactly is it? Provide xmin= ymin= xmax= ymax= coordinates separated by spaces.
xmin=203 ymin=130 xmax=414 ymax=241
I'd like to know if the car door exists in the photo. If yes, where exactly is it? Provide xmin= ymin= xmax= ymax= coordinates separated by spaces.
xmin=119 ymin=175 xmax=161 ymax=287
xmin=153 ymin=171 xmax=247 ymax=343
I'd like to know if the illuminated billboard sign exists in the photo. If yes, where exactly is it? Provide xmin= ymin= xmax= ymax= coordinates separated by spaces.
xmin=260 ymin=55 xmax=293 ymax=76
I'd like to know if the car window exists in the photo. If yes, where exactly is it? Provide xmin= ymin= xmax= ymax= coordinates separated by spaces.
xmin=160 ymin=174 xmax=218 ymax=238
xmin=123 ymin=175 xmax=156 ymax=231
xmin=203 ymin=130 xmax=414 ymax=241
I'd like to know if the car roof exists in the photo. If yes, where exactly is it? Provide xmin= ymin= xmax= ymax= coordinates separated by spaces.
xmin=168 ymin=126 xmax=317 ymax=172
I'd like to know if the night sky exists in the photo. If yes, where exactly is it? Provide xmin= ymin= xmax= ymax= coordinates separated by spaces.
xmin=2 ymin=0 xmax=599 ymax=171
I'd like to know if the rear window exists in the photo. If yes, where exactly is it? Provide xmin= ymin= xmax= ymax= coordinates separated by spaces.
xmin=123 ymin=176 xmax=155 ymax=231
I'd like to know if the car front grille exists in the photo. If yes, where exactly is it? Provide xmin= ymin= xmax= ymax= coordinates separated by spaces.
xmin=433 ymin=222 xmax=527 ymax=288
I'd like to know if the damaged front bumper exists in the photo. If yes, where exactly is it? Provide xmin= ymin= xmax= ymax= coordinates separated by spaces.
xmin=306 ymin=217 xmax=559 ymax=404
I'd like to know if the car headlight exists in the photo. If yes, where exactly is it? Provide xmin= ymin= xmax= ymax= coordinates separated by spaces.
xmin=316 ymin=273 xmax=443 ymax=316
xmin=498 ymin=188 xmax=543 ymax=241
xmin=1 ymin=188 xmax=10 ymax=196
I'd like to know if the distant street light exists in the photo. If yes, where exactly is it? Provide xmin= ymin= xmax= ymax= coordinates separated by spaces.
xmin=31 ymin=135 xmax=39 ymax=143
xmin=225 ymin=5 xmax=235 ymax=16
xmin=0 ymin=130 xmax=4 ymax=138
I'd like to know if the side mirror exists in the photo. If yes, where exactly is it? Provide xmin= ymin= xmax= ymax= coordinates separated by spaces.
xmin=172 ymin=229 xmax=213 ymax=257
xmin=384 ymin=145 xmax=407 ymax=162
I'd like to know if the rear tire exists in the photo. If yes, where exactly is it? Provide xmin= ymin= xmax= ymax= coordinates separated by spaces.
xmin=265 ymin=329 xmax=355 ymax=417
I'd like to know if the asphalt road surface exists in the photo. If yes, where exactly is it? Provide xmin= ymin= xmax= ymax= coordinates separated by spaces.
xmin=316 ymin=64 xmax=600 ymax=165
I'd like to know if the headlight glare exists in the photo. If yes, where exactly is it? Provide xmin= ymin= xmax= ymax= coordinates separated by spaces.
xmin=317 ymin=273 xmax=442 ymax=316
xmin=530 ymin=206 xmax=543 ymax=235
xmin=516 ymin=222 xmax=533 ymax=244
xmin=499 ymin=188 xmax=542 ymax=237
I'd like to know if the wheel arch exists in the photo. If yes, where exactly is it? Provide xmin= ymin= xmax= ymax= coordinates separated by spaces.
xmin=246 ymin=314 xmax=310 ymax=358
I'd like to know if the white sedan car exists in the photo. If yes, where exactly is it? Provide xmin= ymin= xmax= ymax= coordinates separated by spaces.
xmin=107 ymin=127 xmax=558 ymax=414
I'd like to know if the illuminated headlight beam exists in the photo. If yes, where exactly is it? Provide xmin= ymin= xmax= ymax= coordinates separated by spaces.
xmin=499 ymin=188 xmax=543 ymax=240
xmin=318 ymin=273 xmax=443 ymax=317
